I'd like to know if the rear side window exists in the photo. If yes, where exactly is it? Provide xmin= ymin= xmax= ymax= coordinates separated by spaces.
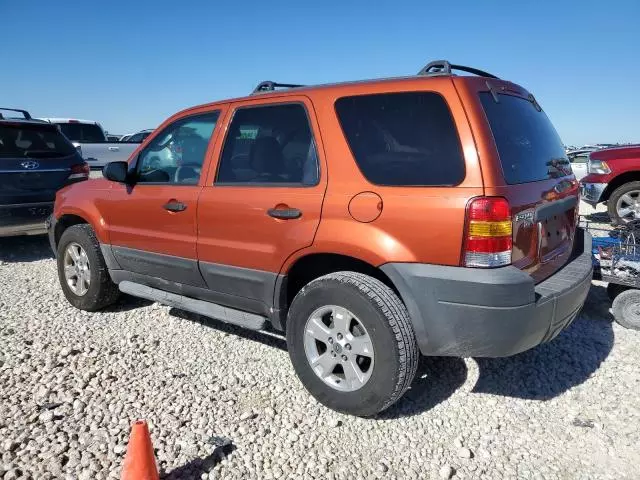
xmin=335 ymin=92 xmax=465 ymax=186
xmin=57 ymin=123 xmax=106 ymax=143
xmin=480 ymin=93 xmax=571 ymax=184
xmin=0 ymin=124 xmax=77 ymax=158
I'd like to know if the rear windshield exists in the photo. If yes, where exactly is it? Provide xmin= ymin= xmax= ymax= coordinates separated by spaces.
xmin=0 ymin=124 xmax=77 ymax=158
xmin=335 ymin=92 xmax=465 ymax=186
xmin=480 ymin=93 xmax=571 ymax=184
xmin=56 ymin=123 xmax=106 ymax=143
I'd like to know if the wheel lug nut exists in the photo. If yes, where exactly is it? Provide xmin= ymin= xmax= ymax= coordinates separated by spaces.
xmin=337 ymin=333 xmax=343 ymax=340
xmin=328 ymin=337 xmax=333 ymax=344
xmin=345 ymin=344 xmax=351 ymax=350
xmin=341 ymin=355 xmax=348 ymax=361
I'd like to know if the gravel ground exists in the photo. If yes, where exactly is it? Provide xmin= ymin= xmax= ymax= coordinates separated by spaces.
xmin=1 ymin=203 xmax=639 ymax=480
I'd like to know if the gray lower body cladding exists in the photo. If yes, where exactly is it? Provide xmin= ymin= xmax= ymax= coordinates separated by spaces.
xmin=118 ymin=280 xmax=266 ymax=330
xmin=381 ymin=229 xmax=593 ymax=357
xmin=102 ymin=244 xmax=281 ymax=323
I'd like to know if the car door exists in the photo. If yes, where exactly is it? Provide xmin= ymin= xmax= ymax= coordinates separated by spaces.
xmin=103 ymin=110 xmax=222 ymax=286
xmin=197 ymin=98 xmax=326 ymax=312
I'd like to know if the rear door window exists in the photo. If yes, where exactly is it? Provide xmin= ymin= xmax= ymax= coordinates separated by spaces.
xmin=479 ymin=93 xmax=571 ymax=184
xmin=334 ymin=92 xmax=465 ymax=186
xmin=216 ymin=103 xmax=319 ymax=186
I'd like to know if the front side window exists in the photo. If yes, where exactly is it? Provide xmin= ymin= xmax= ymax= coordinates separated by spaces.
xmin=335 ymin=92 xmax=465 ymax=186
xmin=136 ymin=112 xmax=219 ymax=185
xmin=216 ymin=103 xmax=319 ymax=186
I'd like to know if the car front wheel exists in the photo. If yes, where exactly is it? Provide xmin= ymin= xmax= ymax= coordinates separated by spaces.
xmin=286 ymin=271 xmax=418 ymax=416
xmin=56 ymin=224 xmax=120 ymax=311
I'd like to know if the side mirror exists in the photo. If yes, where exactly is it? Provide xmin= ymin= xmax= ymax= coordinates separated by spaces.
xmin=103 ymin=161 xmax=129 ymax=183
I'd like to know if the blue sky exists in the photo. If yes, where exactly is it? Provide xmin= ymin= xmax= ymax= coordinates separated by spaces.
xmin=2 ymin=0 xmax=639 ymax=145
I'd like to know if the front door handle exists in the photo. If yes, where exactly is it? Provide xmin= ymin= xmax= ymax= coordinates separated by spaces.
xmin=163 ymin=200 xmax=187 ymax=212
xmin=267 ymin=207 xmax=302 ymax=220
xmin=108 ymin=146 xmax=120 ymax=151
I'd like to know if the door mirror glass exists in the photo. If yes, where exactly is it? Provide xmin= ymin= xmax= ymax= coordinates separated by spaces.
xmin=103 ymin=161 xmax=129 ymax=183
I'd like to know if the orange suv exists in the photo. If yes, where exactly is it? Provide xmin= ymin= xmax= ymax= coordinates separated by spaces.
xmin=48 ymin=61 xmax=593 ymax=416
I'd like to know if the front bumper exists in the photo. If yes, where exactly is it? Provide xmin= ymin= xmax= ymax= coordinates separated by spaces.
xmin=581 ymin=182 xmax=608 ymax=206
xmin=381 ymin=229 xmax=593 ymax=357
xmin=0 ymin=202 xmax=53 ymax=237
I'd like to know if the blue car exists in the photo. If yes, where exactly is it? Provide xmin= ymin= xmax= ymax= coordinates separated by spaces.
xmin=0 ymin=108 xmax=89 ymax=237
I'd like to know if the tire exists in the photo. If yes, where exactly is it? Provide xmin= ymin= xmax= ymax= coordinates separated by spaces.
xmin=286 ymin=271 xmax=419 ymax=416
xmin=606 ymin=283 xmax=630 ymax=302
xmin=56 ymin=224 xmax=120 ymax=311
xmin=607 ymin=181 xmax=640 ymax=225
xmin=611 ymin=288 xmax=640 ymax=330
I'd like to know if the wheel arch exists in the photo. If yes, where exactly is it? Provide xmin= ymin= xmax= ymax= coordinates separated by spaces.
xmin=273 ymin=252 xmax=401 ymax=331
xmin=53 ymin=213 xmax=91 ymax=251
xmin=601 ymin=172 xmax=640 ymax=203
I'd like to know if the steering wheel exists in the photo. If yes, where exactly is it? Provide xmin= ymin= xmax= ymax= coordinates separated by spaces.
xmin=174 ymin=163 xmax=202 ymax=183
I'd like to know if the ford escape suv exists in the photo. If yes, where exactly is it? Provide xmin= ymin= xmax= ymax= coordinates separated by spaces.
xmin=48 ymin=61 xmax=592 ymax=416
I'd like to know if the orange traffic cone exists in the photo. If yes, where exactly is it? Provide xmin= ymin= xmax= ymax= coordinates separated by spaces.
xmin=120 ymin=420 xmax=159 ymax=480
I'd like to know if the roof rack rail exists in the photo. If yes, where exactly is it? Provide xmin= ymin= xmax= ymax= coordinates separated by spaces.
xmin=0 ymin=107 xmax=32 ymax=120
xmin=252 ymin=81 xmax=305 ymax=94
xmin=417 ymin=60 xmax=498 ymax=79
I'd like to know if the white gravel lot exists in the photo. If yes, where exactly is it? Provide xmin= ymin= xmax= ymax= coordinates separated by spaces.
xmin=1 ymin=202 xmax=639 ymax=480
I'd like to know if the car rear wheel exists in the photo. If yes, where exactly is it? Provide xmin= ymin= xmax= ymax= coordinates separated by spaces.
xmin=57 ymin=224 xmax=119 ymax=311
xmin=286 ymin=271 xmax=418 ymax=416
xmin=611 ymin=288 xmax=640 ymax=330
xmin=608 ymin=182 xmax=640 ymax=225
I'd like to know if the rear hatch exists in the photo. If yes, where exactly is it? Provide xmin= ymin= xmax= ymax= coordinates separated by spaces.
xmin=0 ymin=122 xmax=83 ymax=206
xmin=464 ymin=79 xmax=579 ymax=283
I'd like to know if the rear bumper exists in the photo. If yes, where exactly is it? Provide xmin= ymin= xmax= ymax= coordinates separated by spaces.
xmin=381 ymin=228 xmax=592 ymax=357
xmin=0 ymin=202 xmax=52 ymax=237
xmin=581 ymin=182 xmax=608 ymax=206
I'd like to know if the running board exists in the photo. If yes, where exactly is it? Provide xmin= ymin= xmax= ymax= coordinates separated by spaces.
xmin=118 ymin=281 xmax=266 ymax=330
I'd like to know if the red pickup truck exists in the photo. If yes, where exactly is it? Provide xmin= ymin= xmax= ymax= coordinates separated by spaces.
xmin=581 ymin=145 xmax=640 ymax=224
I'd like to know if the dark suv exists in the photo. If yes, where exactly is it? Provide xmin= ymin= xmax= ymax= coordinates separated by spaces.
xmin=0 ymin=108 xmax=88 ymax=237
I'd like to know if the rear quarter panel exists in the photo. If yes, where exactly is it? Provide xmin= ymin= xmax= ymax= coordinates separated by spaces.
xmin=282 ymin=77 xmax=484 ymax=271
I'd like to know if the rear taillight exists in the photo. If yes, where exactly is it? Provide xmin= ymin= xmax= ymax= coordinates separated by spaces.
xmin=68 ymin=162 xmax=90 ymax=181
xmin=462 ymin=197 xmax=512 ymax=268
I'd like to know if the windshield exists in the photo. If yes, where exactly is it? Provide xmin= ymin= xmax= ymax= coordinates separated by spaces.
xmin=0 ymin=124 xmax=77 ymax=158
xmin=480 ymin=93 xmax=571 ymax=184
xmin=56 ymin=123 xmax=106 ymax=143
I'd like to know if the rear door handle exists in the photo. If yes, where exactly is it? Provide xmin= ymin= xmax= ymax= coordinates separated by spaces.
xmin=108 ymin=146 xmax=120 ymax=151
xmin=267 ymin=207 xmax=302 ymax=220
xmin=163 ymin=200 xmax=187 ymax=212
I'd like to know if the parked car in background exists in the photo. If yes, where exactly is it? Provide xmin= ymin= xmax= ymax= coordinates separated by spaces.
xmin=581 ymin=145 xmax=640 ymax=224
xmin=567 ymin=148 xmax=597 ymax=181
xmin=0 ymin=108 xmax=88 ymax=237
xmin=121 ymin=129 xmax=154 ymax=143
xmin=39 ymin=118 xmax=138 ymax=169
xmin=48 ymin=61 xmax=591 ymax=416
